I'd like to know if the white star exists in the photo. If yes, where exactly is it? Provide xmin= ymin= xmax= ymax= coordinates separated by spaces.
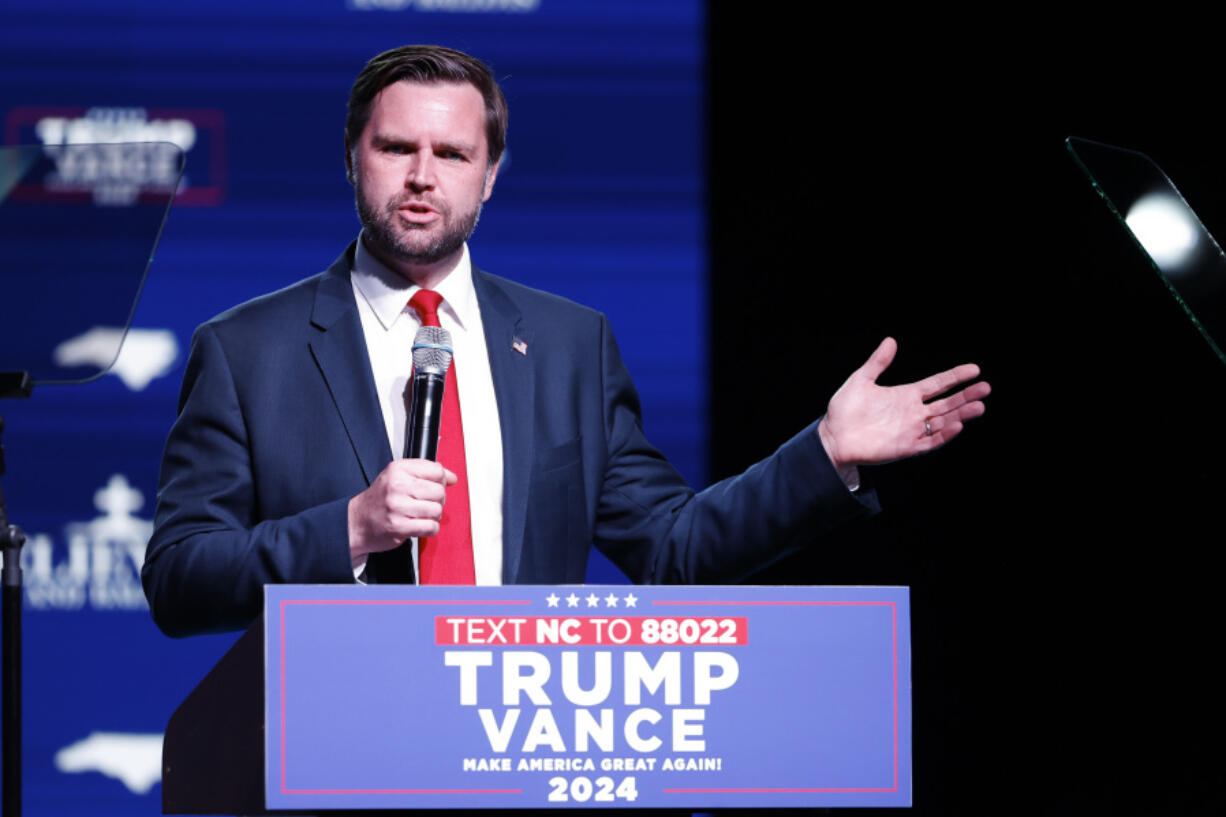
xmin=566 ymin=593 xmax=580 ymax=607
xmin=585 ymin=593 xmax=600 ymax=608
xmin=623 ymin=593 xmax=638 ymax=608
xmin=605 ymin=592 xmax=619 ymax=607
xmin=545 ymin=593 xmax=559 ymax=608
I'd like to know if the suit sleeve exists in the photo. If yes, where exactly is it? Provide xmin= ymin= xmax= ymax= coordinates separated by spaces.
xmin=142 ymin=324 xmax=354 ymax=637
xmin=591 ymin=316 xmax=878 ymax=584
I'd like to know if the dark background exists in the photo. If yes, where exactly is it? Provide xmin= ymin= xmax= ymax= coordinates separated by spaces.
xmin=709 ymin=13 xmax=1225 ymax=814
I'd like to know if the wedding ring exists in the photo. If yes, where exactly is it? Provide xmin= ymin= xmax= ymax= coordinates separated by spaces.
xmin=924 ymin=419 xmax=933 ymax=437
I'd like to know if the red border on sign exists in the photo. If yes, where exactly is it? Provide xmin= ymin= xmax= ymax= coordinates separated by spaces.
xmin=275 ymin=595 xmax=904 ymax=799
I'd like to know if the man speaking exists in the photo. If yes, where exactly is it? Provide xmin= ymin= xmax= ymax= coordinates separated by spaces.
xmin=142 ymin=45 xmax=989 ymax=637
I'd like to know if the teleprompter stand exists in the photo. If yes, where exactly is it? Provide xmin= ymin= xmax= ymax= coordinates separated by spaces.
xmin=1 ymin=373 xmax=33 ymax=817
xmin=0 ymin=142 xmax=185 ymax=817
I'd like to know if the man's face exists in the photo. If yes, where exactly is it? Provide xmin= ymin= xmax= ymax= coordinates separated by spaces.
xmin=348 ymin=80 xmax=499 ymax=272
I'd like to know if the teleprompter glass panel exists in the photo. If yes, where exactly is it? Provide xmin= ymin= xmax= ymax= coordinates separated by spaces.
xmin=1067 ymin=136 xmax=1226 ymax=366
xmin=0 ymin=142 xmax=184 ymax=385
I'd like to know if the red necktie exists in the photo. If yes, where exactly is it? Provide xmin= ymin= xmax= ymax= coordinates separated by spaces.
xmin=409 ymin=290 xmax=475 ymax=584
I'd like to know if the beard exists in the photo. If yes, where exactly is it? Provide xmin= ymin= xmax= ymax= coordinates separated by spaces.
xmin=355 ymin=183 xmax=483 ymax=268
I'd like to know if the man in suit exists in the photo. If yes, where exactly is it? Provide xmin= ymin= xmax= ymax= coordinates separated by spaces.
xmin=142 ymin=46 xmax=989 ymax=637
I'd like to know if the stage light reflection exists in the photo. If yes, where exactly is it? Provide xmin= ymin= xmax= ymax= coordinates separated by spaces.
xmin=1125 ymin=193 xmax=1198 ymax=273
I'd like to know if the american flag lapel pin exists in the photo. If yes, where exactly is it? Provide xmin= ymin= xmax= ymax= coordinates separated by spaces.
xmin=512 ymin=337 xmax=528 ymax=356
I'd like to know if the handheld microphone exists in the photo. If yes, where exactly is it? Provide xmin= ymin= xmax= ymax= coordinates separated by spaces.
xmin=406 ymin=325 xmax=454 ymax=460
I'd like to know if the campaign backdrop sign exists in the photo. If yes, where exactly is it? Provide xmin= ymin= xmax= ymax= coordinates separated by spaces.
xmin=2 ymin=4 xmax=704 ymax=814
xmin=264 ymin=584 xmax=911 ymax=809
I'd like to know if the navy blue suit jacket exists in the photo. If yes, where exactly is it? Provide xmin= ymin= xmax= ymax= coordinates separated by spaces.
xmin=143 ymin=246 xmax=875 ymax=636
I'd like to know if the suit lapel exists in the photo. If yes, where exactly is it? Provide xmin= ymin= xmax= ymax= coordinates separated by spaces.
xmin=473 ymin=268 xmax=535 ymax=584
xmin=308 ymin=247 xmax=393 ymax=485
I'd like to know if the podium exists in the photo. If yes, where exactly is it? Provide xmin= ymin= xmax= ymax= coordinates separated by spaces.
xmin=163 ymin=585 xmax=911 ymax=812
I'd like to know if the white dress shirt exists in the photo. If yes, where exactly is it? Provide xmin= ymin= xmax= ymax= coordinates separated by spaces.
xmin=350 ymin=237 xmax=505 ymax=584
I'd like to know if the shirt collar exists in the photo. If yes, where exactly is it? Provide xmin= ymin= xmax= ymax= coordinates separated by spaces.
xmin=351 ymin=234 xmax=477 ymax=332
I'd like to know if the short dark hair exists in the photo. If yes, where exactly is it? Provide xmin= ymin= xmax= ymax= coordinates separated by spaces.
xmin=346 ymin=45 xmax=508 ymax=167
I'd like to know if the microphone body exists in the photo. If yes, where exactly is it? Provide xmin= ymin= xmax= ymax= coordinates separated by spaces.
xmin=406 ymin=371 xmax=445 ymax=460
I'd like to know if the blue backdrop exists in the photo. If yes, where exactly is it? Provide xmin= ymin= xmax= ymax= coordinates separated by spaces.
xmin=0 ymin=2 xmax=705 ymax=814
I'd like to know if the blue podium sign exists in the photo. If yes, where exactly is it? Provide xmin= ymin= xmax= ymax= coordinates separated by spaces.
xmin=264 ymin=585 xmax=911 ymax=810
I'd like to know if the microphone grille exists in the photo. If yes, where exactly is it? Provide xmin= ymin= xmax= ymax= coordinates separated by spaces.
xmin=411 ymin=325 xmax=453 ymax=375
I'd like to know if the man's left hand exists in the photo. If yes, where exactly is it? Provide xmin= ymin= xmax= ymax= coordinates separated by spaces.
xmin=818 ymin=337 xmax=990 ymax=473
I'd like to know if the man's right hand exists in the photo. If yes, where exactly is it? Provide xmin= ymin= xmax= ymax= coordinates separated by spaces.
xmin=348 ymin=459 xmax=458 ymax=565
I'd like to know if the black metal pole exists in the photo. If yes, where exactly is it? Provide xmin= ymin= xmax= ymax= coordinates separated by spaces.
xmin=1 ymin=411 xmax=26 ymax=817
xmin=1 ymin=550 xmax=19 ymax=817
